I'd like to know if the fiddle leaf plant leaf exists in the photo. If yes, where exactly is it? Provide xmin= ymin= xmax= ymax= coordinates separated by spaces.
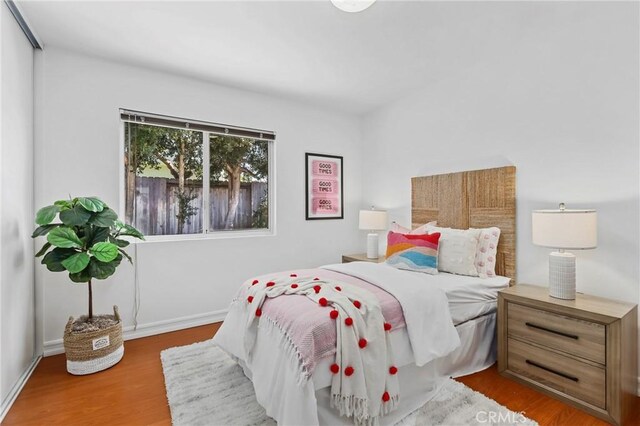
xmin=88 ymin=256 xmax=120 ymax=280
xmin=32 ymin=224 xmax=60 ymax=238
xmin=35 ymin=242 xmax=52 ymax=258
xmin=59 ymin=205 xmax=92 ymax=227
xmin=54 ymin=199 xmax=73 ymax=210
xmin=41 ymin=248 xmax=77 ymax=272
xmin=35 ymin=205 xmax=61 ymax=225
xmin=89 ymin=208 xmax=118 ymax=228
xmin=118 ymin=248 xmax=133 ymax=264
xmin=61 ymin=252 xmax=91 ymax=274
xmin=119 ymin=223 xmax=145 ymax=240
xmin=76 ymin=197 xmax=105 ymax=213
xmin=90 ymin=242 xmax=119 ymax=263
xmin=47 ymin=227 xmax=83 ymax=248
xmin=69 ymin=268 xmax=92 ymax=283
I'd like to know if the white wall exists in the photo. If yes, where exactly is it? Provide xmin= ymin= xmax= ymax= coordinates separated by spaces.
xmin=0 ymin=0 xmax=36 ymax=416
xmin=361 ymin=2 xmax=639 ymax=380
xmin=35 ymin=48 xmax=363 ymax=348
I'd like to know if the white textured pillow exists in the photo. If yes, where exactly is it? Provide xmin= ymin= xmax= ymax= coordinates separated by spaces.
xmin=472 ymin=227 xmax=501 ymax=278
xmin=390 ymin=221 xmax=436 ymax=235
xmin=426 ymin=225 xmax=480 ymax=276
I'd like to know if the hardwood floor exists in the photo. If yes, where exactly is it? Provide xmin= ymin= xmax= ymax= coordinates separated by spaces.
xmin=3 ymin=323 xmax=638 ymax=425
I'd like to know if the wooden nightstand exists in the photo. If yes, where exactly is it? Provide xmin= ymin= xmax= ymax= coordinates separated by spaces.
xmin=498 ymin=284 xmax=638 ymax=425
xmin=341 ymin=253 xmax=385 ymax=263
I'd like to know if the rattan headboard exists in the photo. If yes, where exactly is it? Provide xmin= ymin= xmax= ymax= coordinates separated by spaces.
xmin=411 ymin=166 xmax=516 ymax=284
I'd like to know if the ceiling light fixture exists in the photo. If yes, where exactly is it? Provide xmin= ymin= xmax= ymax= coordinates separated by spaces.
xmin=331 ymin=0 xmax=376 ymax=13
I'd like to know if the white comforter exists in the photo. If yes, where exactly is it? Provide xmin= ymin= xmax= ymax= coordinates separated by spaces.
xmin=322 ymin=262 xmax=461 ymax=366
xmin=213 ymin=262 xmax=461 ymax=425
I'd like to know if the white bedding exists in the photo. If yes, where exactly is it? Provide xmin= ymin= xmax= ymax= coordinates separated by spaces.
xmin=214 ymin=262 xmax=507 ymax=425
xmin=321 ymin=262 xmax=461 ymax=367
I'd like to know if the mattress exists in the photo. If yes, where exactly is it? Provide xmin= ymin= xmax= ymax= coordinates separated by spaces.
xmin=422 ymin=270 xmax=511 ymax=324
xmin=326 ymin=262 xmax=510 ymax=325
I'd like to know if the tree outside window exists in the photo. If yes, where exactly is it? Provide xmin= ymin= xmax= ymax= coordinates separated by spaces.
xmin=124 ymin=119 xmax=271 ymax=236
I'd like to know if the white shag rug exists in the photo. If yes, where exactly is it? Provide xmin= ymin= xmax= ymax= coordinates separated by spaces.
xmin=161 ymin=340 xmax=538 ymax=426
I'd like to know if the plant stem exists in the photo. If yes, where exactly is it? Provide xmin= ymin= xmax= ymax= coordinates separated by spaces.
xmin=88 ymin=279 xmax=93 ymax=321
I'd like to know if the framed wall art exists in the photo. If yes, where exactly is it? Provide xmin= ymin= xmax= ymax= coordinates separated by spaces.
xmin=305 ymin=153 xmax=343 ymax=220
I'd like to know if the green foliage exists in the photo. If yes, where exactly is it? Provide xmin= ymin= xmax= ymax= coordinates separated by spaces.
xmin=251 ymin=190 xmax=269 ymax=229
xmin=125 ymin=123 xmax=203 ymax=233
xmin=124 ymin=124 xmax=203 ymax=180
xmin=209 ymin=136 xmax=268 ymax=183
xmin=36 ymin=205 xmax=61 ymax=225
xmin=89 ymin=242 xmax=119 ymax=263
xmin=174 ymin=188 xmax=199 ymax=234
xmin=32 ymin=197 xmax=145 ymax=313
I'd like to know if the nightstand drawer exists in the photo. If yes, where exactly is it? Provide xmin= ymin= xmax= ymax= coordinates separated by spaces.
xmin=507 ymin=302 xmax=605 ymax=364
xmin=507 ymin=338 xmax=606 ymax=409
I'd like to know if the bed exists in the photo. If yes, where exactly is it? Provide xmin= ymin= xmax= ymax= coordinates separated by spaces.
xmin=213 ymin=166 xmax=516 ymax=425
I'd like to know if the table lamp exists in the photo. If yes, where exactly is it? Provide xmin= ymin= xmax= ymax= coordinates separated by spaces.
xmin=359 ymin=208 xmax=388 ymax=259
xmin=532 ymin=203 xmax=597 ymax=300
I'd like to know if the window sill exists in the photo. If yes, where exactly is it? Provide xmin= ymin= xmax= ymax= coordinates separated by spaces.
xmin=132 ymin=229 xmax=275 ymax=244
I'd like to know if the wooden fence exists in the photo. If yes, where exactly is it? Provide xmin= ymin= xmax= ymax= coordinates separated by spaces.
xmin=132 ymin=176 xmax=267 ymax=235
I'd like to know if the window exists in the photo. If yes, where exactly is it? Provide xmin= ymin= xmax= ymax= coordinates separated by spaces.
xmin=122 ymin=110 xmax=274 ymax=237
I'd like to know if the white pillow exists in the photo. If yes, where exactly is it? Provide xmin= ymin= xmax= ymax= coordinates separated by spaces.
xmin=472 ymin=227 xmax=501 ymax=278
xmin=390 ymin=221 xmax=436 ymax=235
xmin=426 ymin=225 xmax=480 ymax=276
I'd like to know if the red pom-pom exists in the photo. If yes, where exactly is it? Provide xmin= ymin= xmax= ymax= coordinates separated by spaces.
xmin=255 ymin=308 xmax=262 ymax=317
xmin=247 ymin=296 xmax=254 ymax=303
xmin=358 ymin=338 xmax=367 ymax=348
xmin=345 ymin=317 xmax=353 ymax=326
xmin=290 ymin=273 xmax=297 ymax=277
xmin=252 ymin=279 xmax=259 ymax=285
xmin=319 ymin=297 xmax=328 ymax=307
xmin=344 ymin=366 xmax=354 ymax=376
xmin=330 ymin=310 xmax=339 ymax=319
xmin=382 ymin=391 xmax=390 ymax=402
xmin=384 ymin=322 xmax=392 ymax=331
xmin=330 ymin=363 xmax=340 ymax=374
xmin=314 ymin=285 xmax=321 ymax=294
xmin=353 ymin=300 xmax=361 ymax=309
xmin=335 ymin=286 xmax=342 ymax=291
xmin=291 ymin=283 xmax=298 ymax=289
xmin=266 ymin=281 xmax=275 ymax=287
xmin=313 ymin=277 xmax=320 ymax=281
xmin=389 ymin=366 xmax=398 ymax=375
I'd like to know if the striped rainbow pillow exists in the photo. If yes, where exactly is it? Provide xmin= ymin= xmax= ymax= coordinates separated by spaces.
xmin=385 ymin=231 xmax=441 ymax=274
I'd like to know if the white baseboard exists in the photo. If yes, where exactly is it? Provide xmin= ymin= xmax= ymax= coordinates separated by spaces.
xmin=0 ymin=356 xmax=42 ymax=423
xmin=43 ymin=309 xmax=227 ymax=357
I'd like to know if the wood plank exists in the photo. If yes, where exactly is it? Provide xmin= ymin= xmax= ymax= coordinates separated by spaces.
xmin=411 ymin=166 xmax=516 ymax=283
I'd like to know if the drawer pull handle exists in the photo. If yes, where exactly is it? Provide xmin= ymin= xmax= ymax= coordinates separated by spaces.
xmin=525 ymin=322 xmax=579 ymax=340
xmin=525 ymin=359 xmax=579 ymax=382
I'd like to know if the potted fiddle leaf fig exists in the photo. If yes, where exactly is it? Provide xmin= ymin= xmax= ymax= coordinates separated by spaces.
xmin=32 ymin=196 xmax=144 ymax=375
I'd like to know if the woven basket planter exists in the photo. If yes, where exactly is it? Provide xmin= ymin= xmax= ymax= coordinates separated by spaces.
xmin=63 ymin=305 xmax=124 ymax=375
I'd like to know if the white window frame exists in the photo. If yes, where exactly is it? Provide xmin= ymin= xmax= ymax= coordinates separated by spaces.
xmin=118 ymin=111 xmax=276 ymax=242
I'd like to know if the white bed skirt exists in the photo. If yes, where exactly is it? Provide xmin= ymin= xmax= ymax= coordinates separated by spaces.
xmin=236 ymin=312 xmax=497 ymax=426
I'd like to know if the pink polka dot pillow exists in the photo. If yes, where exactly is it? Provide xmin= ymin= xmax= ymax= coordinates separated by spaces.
xmin=473 ymin=227 xmax=501 ymax=278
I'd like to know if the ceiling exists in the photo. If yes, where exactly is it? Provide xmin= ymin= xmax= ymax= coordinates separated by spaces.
xmin=19 ymin=1 xmax=589 ymax=114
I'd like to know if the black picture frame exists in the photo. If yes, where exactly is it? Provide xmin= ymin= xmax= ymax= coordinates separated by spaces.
xmin=305 ymin=153 xmax=344 ymax=220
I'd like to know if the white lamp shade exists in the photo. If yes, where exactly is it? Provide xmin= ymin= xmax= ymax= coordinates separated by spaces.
xmin=359 ymin=210 xmax=387 ymax=231
xmin=532 ymin=209 xmax=597 ymax=249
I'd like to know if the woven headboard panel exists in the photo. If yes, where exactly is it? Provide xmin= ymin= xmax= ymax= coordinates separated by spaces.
xmin=411 ymin=166 xmax=516 ymax=284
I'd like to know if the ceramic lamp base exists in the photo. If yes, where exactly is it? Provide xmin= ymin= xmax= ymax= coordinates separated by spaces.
xmin=548 ymin=251 xmax=576 ymax=300
xmin=366 ymin=233 xmax=379 ymax=259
